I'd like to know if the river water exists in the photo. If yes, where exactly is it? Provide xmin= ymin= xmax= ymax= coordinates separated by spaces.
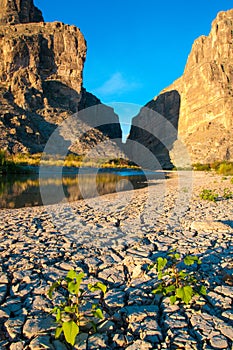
xmin=0 ymin=168 xmax=165 ymax=209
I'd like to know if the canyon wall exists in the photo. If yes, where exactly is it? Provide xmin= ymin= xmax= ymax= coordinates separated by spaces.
xmin=128 ymin=9 xmax=233 ymax=166
xmin=0 ymin=0 xmax=122 ymax=156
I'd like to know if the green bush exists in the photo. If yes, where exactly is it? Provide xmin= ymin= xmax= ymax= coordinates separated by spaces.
xmin=199 ymin=189 xmax=219 ymax=202
xmin=192 ymin=162 xmax=233 ymax=176
xmin=216 ymin=162 xmax=233 ymax=176
xmin=223 ymin=188 xmax=233 ymax=199
xmin=192 ymin=163 xmax=211 ymax=171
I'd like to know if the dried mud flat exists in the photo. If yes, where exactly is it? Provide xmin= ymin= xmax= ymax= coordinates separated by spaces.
xmin=0 ymin=171 xmax=233 ymax=349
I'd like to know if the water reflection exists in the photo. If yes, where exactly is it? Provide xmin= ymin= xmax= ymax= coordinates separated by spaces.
xmin=0 ymin=169 xmax=163 ymax=209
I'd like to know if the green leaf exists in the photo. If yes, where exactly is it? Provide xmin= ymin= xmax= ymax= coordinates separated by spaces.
xmin=66 ymin=270 xmax=79 ymax=280
xmin=157 ymin=257 xmax=167 ymax=273
xmin=91 ymin=303 xmax=98 ymax=310
xmin=174 ymin=253 xmax=180 ymax=260
xmin=55 ymin=308 xmax=61 ymax=322
xmin=48 ymin=281 xmax=61 ymax=299
xmin=178 ymin=270 xmax=188 ymax=278
xmin=199 ymin=285 xmax=207 ymax=295
xmin=55 ymin=327 xmax=63 ymax=339
xmin=165 ymin=285 xmax=176 ymax=294
xmin=93 ymin=308 xmax=104 ymax=319
xmin=68 ymin=281 xmax=80 ymax=295
xmin=176 ymin=286 xmax=193 ymax=304
xmin=170 ymin=295 xmax=177 ymax=304
xmin=62 ymin=321 xmax=79 ymax=346
xmin=66 ymin=271 xmax=85 ymax=295
xmin=66 ymin=270 xmax=85 ymax=282
xmin=64 ymin=306 xmax=76 ymax=313
xmin=152 ymin=284 xmax=163 ymax=294
xmin=51 ymin=306 xmax=58 ymax=314
xmin=88 ymin=282 xmax=107 ymax=295
xmin=184 ymin=255 xmax=199 ymax=266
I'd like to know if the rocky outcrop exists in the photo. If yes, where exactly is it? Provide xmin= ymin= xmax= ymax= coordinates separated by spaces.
xmin=0 ymin=22 xmax=86 ymax=109
xmin=167 ymin=9 xmax=233 ymax=164
xmin=126 ymin=90 xmax=180 ymax=169
xmin=0 ymin=0 xmax=123 ymax=156
xmin=0 ymin=0 xmax=44 ymax=24
xmin=128 ymin=9 xmax=233 ymax=166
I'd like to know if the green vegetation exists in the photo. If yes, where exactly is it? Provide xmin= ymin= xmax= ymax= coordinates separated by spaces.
xmin=223 ymin=188 xmax=233 ymax=199
xmin=47 ymin=253 xmax=208 ymax=346
xmin=0 ymin=150 xmax=139 ymax=172
xmin=0 ymin=150 xmax=26 ymax=174
xmin=193 ymin=161 xmax=233 ymax=176
xmin=149 ymin=251 xmax=207 ymax=305
xmin=199 ymin=189 xmax=219 ymax=202
xmin=199 ymin=188 xmax=233 ymax=202
xmin=192 ymin=163 xmax=211 ymax=171
xmin=217 ymin=162 xmax=233 ymax=176
xmin=48 ymin=270 xmax=107 ymax=346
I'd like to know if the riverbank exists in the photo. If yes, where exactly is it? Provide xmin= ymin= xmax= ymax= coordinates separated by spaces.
xmin=0 ymin=171 xmax=233 ymax=349
xmin=0 ymin=151 xmax=140 ymax=176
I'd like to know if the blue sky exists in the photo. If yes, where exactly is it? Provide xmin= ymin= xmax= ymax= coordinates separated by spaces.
xmin=35 ymin=0 xmax=232 ymax=138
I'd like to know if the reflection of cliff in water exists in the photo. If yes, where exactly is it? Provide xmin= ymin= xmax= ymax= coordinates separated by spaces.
xmin=0 ymin=172 xmax=152 ymax=209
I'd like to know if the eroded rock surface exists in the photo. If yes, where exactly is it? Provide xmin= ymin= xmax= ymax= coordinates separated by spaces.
xmin=0 ymin=0 xmax=44 ymax=24
xmin=128 ymin=9 xmax=233 ymax=166
xmin=0 ymin=0 xmax=123 ymax=155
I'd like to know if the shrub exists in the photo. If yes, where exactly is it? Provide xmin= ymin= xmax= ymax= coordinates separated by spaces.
xmin=223 ymin=188 xmax=233 ymax=199
xmin=199 ymin=189 xmax=218 ymax=202
xmin=215 ymin=162 xmax=233 ymax=176
xmin=193 ymin=163 xmax=211 ymax=171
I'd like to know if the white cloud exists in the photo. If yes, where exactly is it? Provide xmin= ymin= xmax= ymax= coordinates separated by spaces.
xmin=93 ymin=72 xmax=140 ymax=97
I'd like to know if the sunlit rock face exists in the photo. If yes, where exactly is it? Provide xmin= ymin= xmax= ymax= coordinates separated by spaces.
xmin=127 ymin=9 xmax=233 ymax=166
xmin=0 ymin=0 xmax=44 ymax=24
xmin=162 ymin=9 xmax=233 ymax=164
xmin=0 ymin=0 xmax=123 ymax=155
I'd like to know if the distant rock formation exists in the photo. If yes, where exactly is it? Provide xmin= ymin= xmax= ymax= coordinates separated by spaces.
xmin=126 ymin=90 xmax=180 ymax=169
xmin=127 ymin=9 xmax=233 ymax=166
xmin=0 ymin=0 xmax=122 ymax=156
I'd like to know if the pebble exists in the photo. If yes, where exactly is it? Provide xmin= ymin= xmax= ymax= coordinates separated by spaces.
xmin=209 ymin=335 xmax=228 ymax=349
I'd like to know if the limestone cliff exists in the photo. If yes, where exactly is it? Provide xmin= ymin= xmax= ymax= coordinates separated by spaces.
xmin=0 ymin=0 xmax=122 ymax=156
xmin=128 ymin=9 xmax=233 ymax=166
xmin=0 ymin=0 xmax=44 ymax=24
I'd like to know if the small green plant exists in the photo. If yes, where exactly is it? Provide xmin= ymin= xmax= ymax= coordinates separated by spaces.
xmin=149 ymin=251 xmax=207 ymax=305
xmin=192 ymin=163 xmax=211 ymax=171
xmin=199 ymin=189 xmax=219 ymax=202
xmin=48 ymin=270 xmax=107 ymax=346
xmin=223 ymin=188 xmax=233 ymax=199
xmin=216 ymin=162 xmax=233 ymax=176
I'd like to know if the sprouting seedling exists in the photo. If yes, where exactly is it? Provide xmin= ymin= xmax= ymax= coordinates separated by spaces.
xmin=149 ymin=251 xmax=207 ymax=305
xmin=48 ymin=269 xmax=107 ymax=346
